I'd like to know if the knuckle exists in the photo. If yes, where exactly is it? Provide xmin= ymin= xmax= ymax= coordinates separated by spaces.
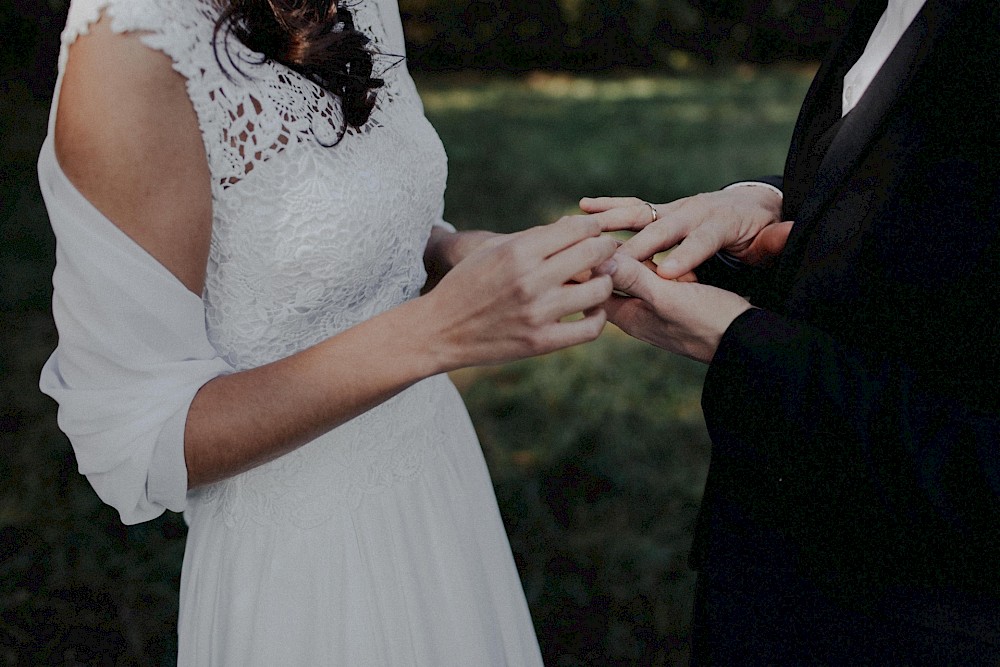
xmin=586 ymin=274 xmax=613 ymax=300
xmin=588 ymin=312 xmax=608 ymax=337
xmin=681 ymin=193 xmax=712 ymax=216
xmin=502 ymin=247 xmax=534 ymax=278
xmin=579 ymin=216 xmax=601 ymax=237
xmin=493 ymin=242 xmax=519 ymax=264
xmin=525 ymin=331 xmax=551 ymax=356
xmin=599 ymin=235 xmax=618 ymax=255
xmin=617 ymin=264 xmax=639 ymax=290
xmin=575 ymin=318 xmax=603 ymax=343
xmin=584 ymin=237 xmax=613 ymax=264
xmin=510 ymin=278 xmax=534 ymax=303
xmin=524 ymin=306 xmax=545 ymax=329
xmin=597 ymin=274 xmax=614 ymax=297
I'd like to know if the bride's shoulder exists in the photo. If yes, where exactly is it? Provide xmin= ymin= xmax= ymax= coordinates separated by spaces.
xmin=61 ymin=0 xmax=217 ymax=51
xmin=55 ymin=9 xmax=214 ymax=295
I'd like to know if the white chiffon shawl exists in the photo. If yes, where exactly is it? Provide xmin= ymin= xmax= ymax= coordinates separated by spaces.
xmin=38 ymin=136 xmax=234 ymax=524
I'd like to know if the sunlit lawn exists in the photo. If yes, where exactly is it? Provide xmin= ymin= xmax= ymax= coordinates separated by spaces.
xmin=420 ymin=68 xmax=807 ymax=232
xmin=1 ymin=67 xmax=812 ymax=665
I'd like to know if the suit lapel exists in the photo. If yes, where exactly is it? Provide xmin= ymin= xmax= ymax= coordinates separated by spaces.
xmin=775 ymin=0 xmax=963 ymax=295
xmin=781 ymin=0 xmax=888 ymax=220
xmin=794 ymin=1 xmax=954 ymax=226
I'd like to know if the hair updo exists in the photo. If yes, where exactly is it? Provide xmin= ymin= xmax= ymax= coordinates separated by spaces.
xmin=214 ymin=0 xmax=385 ymax=133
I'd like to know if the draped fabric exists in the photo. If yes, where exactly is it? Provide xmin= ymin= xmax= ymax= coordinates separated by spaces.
xmin=38 ymin=136 xmax=234 ymax=524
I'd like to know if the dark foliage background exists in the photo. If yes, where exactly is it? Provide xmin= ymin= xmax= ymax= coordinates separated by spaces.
xmin=2 ymin=1 xmax=836 ymax=664
xmin=401 ymin=0 xmax=855 ymax=71
xmin=3 ymin=1 xmax=857 ymax=89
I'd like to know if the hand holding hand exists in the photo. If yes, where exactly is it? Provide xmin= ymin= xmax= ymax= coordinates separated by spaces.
xmin=604 ymin=253 xmax=753 ymax=364
xmin=580 ymin=187 xmax=790 ymax=279
xmin=424 ymin=216 xmax=617 ymax=369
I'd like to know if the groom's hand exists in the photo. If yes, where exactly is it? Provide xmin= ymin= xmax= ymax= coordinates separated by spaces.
xmin=580 ymin=188 xmax=789 ymax=280
xmin=604 ymin=254 xmax=753 ymax=364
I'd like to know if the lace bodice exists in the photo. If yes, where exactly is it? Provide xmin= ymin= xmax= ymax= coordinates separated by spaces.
xmin=60 ymin=0 xmax=448 ymax=371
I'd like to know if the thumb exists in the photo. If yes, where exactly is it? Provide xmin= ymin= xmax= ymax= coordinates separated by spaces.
xmin=609 ymin=253 xmax=660 ymax=303
xmin=743 ymin=221 xmax=794 ymax=266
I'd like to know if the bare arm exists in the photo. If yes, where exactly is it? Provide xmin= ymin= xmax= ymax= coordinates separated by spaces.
xmin=57 ymin=17 xmax=615 ymax=489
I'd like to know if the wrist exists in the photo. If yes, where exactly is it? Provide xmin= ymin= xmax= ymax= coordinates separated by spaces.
xmin=724 ymin=181 xmax=784 ymax=221
xmin=704 ymin=303 xmax=756 ymax=364
xmin=387 ymin=294 xmax=457 ymax=377
xmin=425 ymin=229 xmax=498 ymax=275
xmin=408 ymin=283 xmax=495 ymax=376
xmin=723 ymin=180 xmax=783 ymax=201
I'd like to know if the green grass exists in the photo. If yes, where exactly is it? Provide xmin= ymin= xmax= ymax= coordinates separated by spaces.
xmin=420 ymin=68 xmax=808 ymax=233
xmin=1 ymin=67 xmax=812 ymax=665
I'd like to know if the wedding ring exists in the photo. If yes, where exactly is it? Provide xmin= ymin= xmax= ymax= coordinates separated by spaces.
xmin=644 ymin=201 xmax=658 ymax=223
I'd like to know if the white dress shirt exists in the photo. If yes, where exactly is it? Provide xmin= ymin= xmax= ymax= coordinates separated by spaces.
xmin=842 ymin=0 xmax=928 ymax=115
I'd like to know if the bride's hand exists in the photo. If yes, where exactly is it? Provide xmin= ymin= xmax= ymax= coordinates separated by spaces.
xmin=423 ymin=228 xmax=505 ymax=291
xmin=422 ymin=216 xmax=617 ymax=369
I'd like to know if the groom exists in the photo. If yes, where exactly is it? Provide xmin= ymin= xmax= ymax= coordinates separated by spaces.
xmin=587 ymin=0 xmax=999 ymax=663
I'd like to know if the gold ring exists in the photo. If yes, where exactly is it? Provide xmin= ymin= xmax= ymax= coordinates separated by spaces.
xmin=644 ymin=201 xmax=658 ymax=223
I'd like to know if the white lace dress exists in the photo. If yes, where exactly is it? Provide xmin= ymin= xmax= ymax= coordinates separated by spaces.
xmin=38 ymin=0 xmax=544 ymax=664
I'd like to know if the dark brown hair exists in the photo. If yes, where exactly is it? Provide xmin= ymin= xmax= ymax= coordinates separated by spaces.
xmin=214 ymin=0 xmax=385 ymax=133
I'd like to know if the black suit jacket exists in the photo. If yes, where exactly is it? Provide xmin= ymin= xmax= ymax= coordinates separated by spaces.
xmin=694 ymin=0 xmax=1000 ymax=642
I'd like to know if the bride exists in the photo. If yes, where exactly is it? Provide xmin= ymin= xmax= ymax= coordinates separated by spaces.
xmin=39 ymin=0 xmax=617 ymax=663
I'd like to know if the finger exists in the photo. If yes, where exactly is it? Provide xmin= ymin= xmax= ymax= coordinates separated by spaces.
xmin=617 ymin=219 xmax=689 ymax=262
xmin=579 ymin=196 xmax=646 ymax=213
xmin=570 ymin=250 xmax=620 ymax=283
xmin=655 ymin=213 xmax=744 ymax=279
xmin=540 ymin=307 xmax=609 ymax=350
xmin=545 ymin=275 xmax=614 ymax=319
xmin=608 ymin=253 xmax=664 ymax=304
xmin=675 ymin=270 xmax=699 ymax=283
xmin=511 ymin=215 xmax=602 ymax=261
xmin=583 ymin=202 xmax=662 ymax=233
xmin=541 ymin=235 xmax=618 ymax=285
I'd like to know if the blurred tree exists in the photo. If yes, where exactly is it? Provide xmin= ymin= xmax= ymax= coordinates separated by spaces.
xmin=400 ymin=0 xmax=857 ymax=71
xmin=401 ymin=0 xmax=568 ymax=70
xmin=1 ymin=0 xmax=66 ymax=97
xmin=4 ymin=0 xmax=857 ymax=90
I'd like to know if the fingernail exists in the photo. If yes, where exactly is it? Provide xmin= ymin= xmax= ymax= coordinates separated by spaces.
xmin=594 ymin=258 xmax=618 ymax=276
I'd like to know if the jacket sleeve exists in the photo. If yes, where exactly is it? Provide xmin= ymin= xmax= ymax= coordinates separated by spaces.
xmin=703 ymin=307 xmax=1000 ymax=543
